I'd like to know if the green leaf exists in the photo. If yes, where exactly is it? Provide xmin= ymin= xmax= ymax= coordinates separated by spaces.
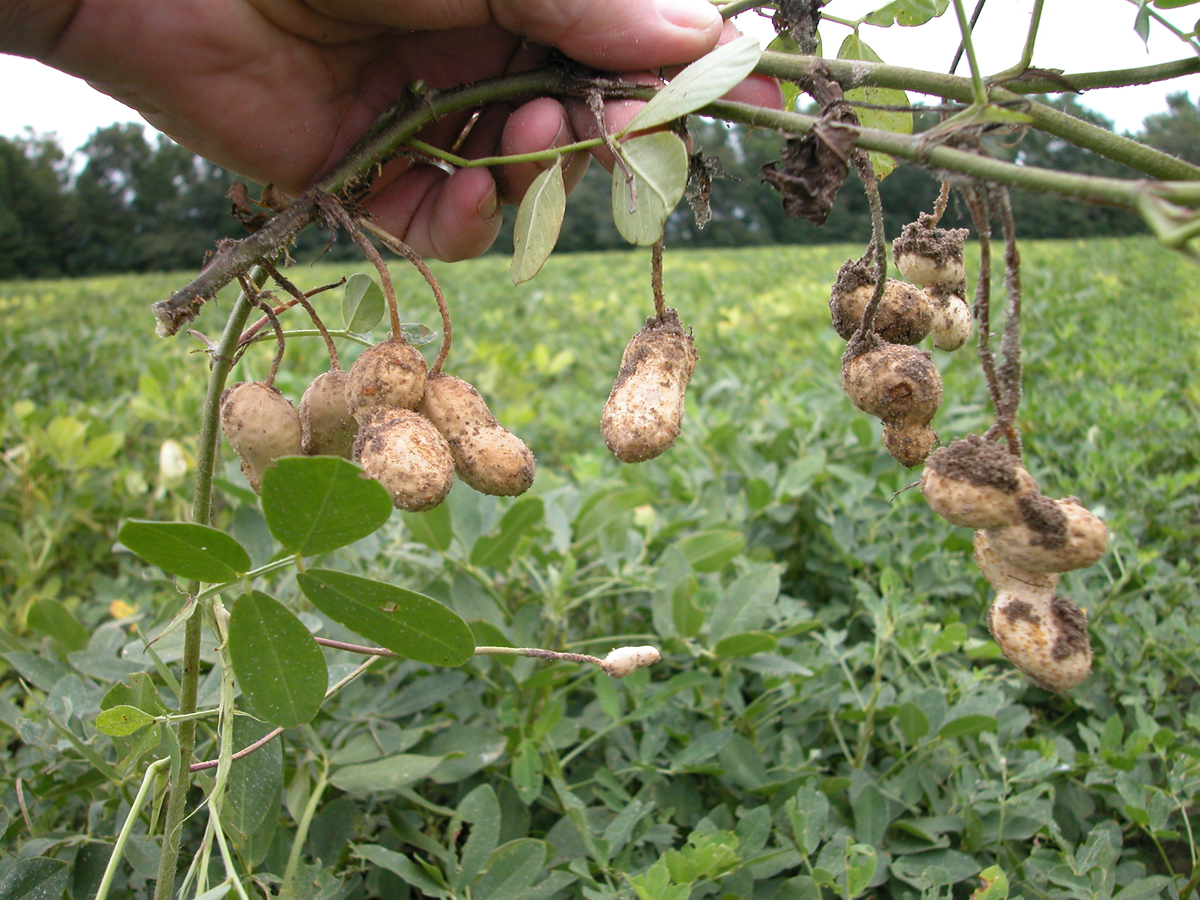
xmin=119 ymin=520 xmax=252 ymax=582
xmin=511 ymin=160 xmax=566 ymax=284
xmin=331 ymin=753 xmax=447 ymax=793
xmin=625 ymin=34 xmax=762 ymax=132
xmin=95 ymin=705 xmax=156 ymax=736
xmin=712 ymin=632 xmax=777 ymax=658
xmin=937 ymin=714 xmax=998 ymax=739
xmin=470 ymin=496 xmax=544 ymax=568
xmin=26 ymin=599 xmax=89 ymax=652
xmin=708 ymin=562 xmax=779 ymax=643
xmin=611 ymin=131 xmax=689 ymax=246
xmin=228 ymin=591 xmax=327 ymax=728
xmin=297 ymin=569 xmax=475 ymax=666
xmin=342 ymin=273 xmax=386 ymax=333
xmin=401 ymin=501 xmax=454 ymax=552
xmin=452 ymin=784 xmax=501 ymax=892
xmin=224 ymin=716 xmax=283 ymax=847
xmin=1153 ymin=0 xmax=1200 ymax=6
xmin=472 ymin=840 xmax=548 ymax=900
xmin=897 ymin=701 xmax=930 ymax=743
xmin=355 ymin=844 xmax=451 ymax=897
xmin=767 ymin=33 xmax=817 ymax=113
xmin=1135 ymin=1 xmax=1152 ymax=46
xmin=973 ymin=866 xmax=1010 ymax=900
xmin=837 ymin=35 xmax=912 ymax=179
xmin=863 ymin=0 xmax=950 ymax=27
xmin=672 ymin=528 xmax=746 ymax=573
xmin=261 ymin=456 xmax=392 ymax=556
xmin=0 ymin=858 xmax=70 ymax=899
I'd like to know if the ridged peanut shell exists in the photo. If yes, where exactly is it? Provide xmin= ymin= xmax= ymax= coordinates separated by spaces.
xmin=988 ymin=590 xmax=1093 ymax=693
xmin=418 ymin=374 xmax=536 ymax=496
xmin=973 ymin=530 xmax=1060 ymax=596
xmin=830 ymin=278 xmax=934 ymax=345
xmin=841 ymin=341 xmax=942 ymax=427
xmin=928 ymin=293 xmax=973 ymax=352
xmin=986 ymin=497 xmax=1108 ymax=573
xmin=346 ymin=338 xmax=428 ymax=423
xmin=352 ymin=408 xmax=454 ymax=511
xmin=601 ymin=309 xmax=698 ymax=463
xmin=921 ymin=435 xmax=1038 ymax=529
xmin=300 ymin=369 xmax=357 ymax=459
xmin=219 ymin=381 xmax=302 ymax=493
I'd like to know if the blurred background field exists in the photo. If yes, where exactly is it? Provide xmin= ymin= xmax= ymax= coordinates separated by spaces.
xmin=1 ymin=238 xmax=1198 ymax=899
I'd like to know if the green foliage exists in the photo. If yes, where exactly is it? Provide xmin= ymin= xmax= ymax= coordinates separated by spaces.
xmin=1 ymin=240 xmax=1198 ymax=899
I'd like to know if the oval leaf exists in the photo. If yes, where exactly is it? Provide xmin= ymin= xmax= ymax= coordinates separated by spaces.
xmin=0 ymin=858 xmax=70 ymax=900
xmin=330 ymin=753 xmax=446 ymax=794
xmin=672 ymin=528 xmax=746 ymax=573
xmin=119 ymin=520 xmax=251 ymax=583
xmin=611 ymin=131 xmax=690 ymax=246
xmin=297 ymin=569 xmax=475 ymax=667
xmin=937 ymin=714 xmax=999 ymax=739
xmin=96 ymin=704 xmax=157 ymax=736
xmin=837 ymin=35 xmax=911 ymax=179
xmin=342 ymin=273 xmax=385 ymax=333
xmin=228 ymin=591 xmax=328 ymax=728
xmin=625 ymin=34 xmax=762 ymax=132
xmin=261 ymin=456 xmax=392 ymax=556
xmin=511 ymin=160 xmax=566 ymax=284
xmin=470 ymin=496 xmax=545 ymax=569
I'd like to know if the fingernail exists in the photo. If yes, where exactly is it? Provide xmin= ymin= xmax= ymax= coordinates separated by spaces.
xmin=477 ymin=187 xmax=500 ymax=221
xmin=656 ymin=0 xmax=722 ymax=31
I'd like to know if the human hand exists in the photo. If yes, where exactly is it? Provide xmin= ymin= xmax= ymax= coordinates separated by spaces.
xmin=10 ymin=0 xmax=780 ymax=261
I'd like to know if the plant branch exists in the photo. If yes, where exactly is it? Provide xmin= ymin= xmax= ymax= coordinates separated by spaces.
xmin=153 ymin=53 xmax=1200 ymax=337
xmin=754 ymin=52 xmax=1200 ymax=182
xmin=152 ymin=270 xmax=263 ymax=900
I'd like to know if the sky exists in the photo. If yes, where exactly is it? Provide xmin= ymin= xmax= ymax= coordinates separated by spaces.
xmin=0 ymin=0 xmax=1196 ymax=156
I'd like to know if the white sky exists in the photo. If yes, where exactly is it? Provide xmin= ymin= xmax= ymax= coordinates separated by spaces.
xmin=0 ymin=0 xmax=1196 ymax=156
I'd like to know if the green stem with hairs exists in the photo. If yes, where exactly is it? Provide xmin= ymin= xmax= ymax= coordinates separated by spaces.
xmin=951 ymin=0 xmax=989 ymax=105
xmin=755 ymin=51 xmax=1200 ymax=181
xmin=153 ymin=52 xmax=1200 ymax=336
xmin=152 ymin=269 xmax=264 ymax=900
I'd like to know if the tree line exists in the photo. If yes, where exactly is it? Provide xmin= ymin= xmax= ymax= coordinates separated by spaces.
xmin=2 ymin=93 xmax=1198 ymax=281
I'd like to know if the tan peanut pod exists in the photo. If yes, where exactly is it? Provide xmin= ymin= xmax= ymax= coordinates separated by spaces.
xmin=927 ymin=290 xmax=973 ymax=352
xmin=300 ymin=369 xmax=357 ymax=459
xmin=829 ymin=260 xmax=934 ymax=345
xmin=973 ymin=530 xmax=1060 ymax=596
xmin=988 ymin=590 xmax=1093 ymax=693
xmin=352 ymin=408 xmax=454 ymax=512
xmin=841 ymin=341 xmax=942 ymax=427
xmin=921 ymin=434 xmax=1038 ymax=529
xmin=892 ymin=217 xmax=969 ymax=290
xmin=418 ymin=374 xmax=536 ymax=496
xmin=986 ymin=496 xmax=1109 ymax=574
xmin=219 ymin=381 xmax=302 ymax=493
xmin=601 ymin=308 xmax=698 ymax=463
xmin=345 ymin=337 xmax=428 ymax=423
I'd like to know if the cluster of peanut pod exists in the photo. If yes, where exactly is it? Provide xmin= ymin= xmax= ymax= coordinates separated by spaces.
xmin=219 ymin=335 xmax=535 ymax=511
xmin=833 ymin=216 xmax=973 ymax=468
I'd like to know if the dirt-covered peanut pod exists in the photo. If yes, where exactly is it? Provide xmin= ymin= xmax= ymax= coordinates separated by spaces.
xmin=921 ymin=434 xmax=1039 ymax=529
xmin=300 ymin=369 xmax=357 ymax=458
xmin=988 ymin=589 xmax=1093 ymax=693
xmin=352 ymin=408 xmax=454 ymax=511
xmin=219 ymin=381 xmax=302 ymax=493
xmin=985 ymin=495 xmax=1109 ymax=573
xmin=892 ymin=215 xmax=970 ymax=291
xmin=973 ymin=529 xmax=1060 ymax=595
xmin=841 ymin=337 xmax=942 ymax=467
xmin=417 ymin=373 xmax=536 ymax=496
xmin=345 ymin=337 xmax=428 ymax=423
xmin=601 ymin=308 xmax=698 ymax=463
xmin=828 ymin=259 xmax=934 ymax=345
xmin=927 ymin=289 xmax=973 ymax=352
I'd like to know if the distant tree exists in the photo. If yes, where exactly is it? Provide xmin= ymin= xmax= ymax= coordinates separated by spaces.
xmin=1139 ymin=91 xmax=1200 ymax=166
xmin=0 ymin=133 xmax=70 ymax=279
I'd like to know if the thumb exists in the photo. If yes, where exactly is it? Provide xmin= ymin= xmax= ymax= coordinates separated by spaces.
xmin=492 ymin=0 xmax=724 ymax=70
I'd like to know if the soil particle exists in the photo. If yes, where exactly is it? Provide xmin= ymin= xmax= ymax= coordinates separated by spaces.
xmin=924 ymin=434 xmax=1023 ymax=492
